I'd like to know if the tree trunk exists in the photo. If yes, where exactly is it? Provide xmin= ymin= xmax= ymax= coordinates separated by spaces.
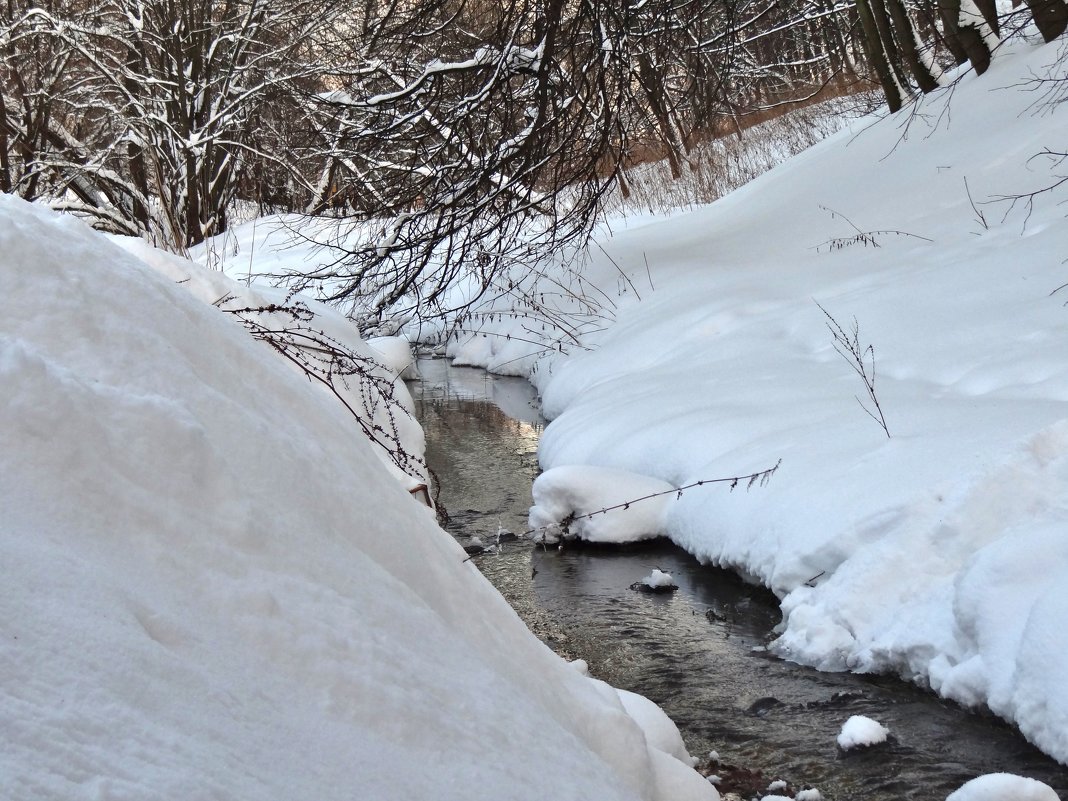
xmin=636 ymin=52 xmax=684 ymax=180
xmin=820 ymin=0 xmax=859 ymax=84
xmin=884 ymin=0 xmax=940 ymax=92
xmin=972 ymin=0 xmax=1001 ymax=34
xmin=124 ymin=43 xmax=151 ymax=234
xmin=0 ymin=91 xmax=12 ymax=193
xmin=938 ymin=0 xmax=992 ymax=75
xmin=1023 ymin=0 xmax=1068 ymax=41
xmin=869 ymin=0 xmax=912 ymax=92
xmin=856 ymin=0 xmax=904 ymax=111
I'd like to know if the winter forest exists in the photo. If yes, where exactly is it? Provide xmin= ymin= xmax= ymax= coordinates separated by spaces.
xmin=6 ymin=0 xmax=1061 ymax=323
xmin=4 ymin=0 xmax=1068 ymax=799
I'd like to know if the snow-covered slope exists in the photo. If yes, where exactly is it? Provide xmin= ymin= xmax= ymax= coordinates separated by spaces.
xmin=454 ymin=39 xmax=1068 ymax=762
xmin=0 ymin=196 xmax=715 ymax=801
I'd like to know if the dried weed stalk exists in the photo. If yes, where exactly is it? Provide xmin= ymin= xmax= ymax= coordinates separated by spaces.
xmin=221 ymin=299 xmax=427 ymax=481
xmin=817 ymin=302 xmax=891 ymax=438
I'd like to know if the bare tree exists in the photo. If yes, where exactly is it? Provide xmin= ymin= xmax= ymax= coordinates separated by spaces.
xmin=1022 ymin=0 xmax=1068 ymax=41
xmin=5 ymin=0 xmax=1065 ymax=336
xmin=2 ymin=0 xmax=341 ymax=247
xmin=283 ymin=0 xmax=635 ymax=330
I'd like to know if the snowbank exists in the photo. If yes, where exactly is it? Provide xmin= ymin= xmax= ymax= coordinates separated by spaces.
xmin=0 ymin=197 xmax=714 ymax=801
xmin=529 ymin=464 xmax=674 ymax=543
xmin=453 ymin=38 xmax=1068 ymax=763
xmin=946 ymin=774 xmax=1059 ymax=801
xmin=368 ymin=335 xmax=419 ymax=379
xmin=613 ymin=685 xmax=696 ymax=765
xmin=111 ymin=232 xmax=428 ymax=491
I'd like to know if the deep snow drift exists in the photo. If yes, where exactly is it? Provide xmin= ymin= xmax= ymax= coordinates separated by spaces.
xmin=448 ymin=38 xmax=1068 ymax=764
xmin=0 ymin=196 xmax=717 ymax=801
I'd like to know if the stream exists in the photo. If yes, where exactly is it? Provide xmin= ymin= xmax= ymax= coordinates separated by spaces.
xmin=410 ymin=357 xmax=1068 ymax=801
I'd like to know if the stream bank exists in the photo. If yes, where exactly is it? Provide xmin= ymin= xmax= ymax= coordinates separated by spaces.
xmin=410 ymin=357 xmax=1068 ymax=801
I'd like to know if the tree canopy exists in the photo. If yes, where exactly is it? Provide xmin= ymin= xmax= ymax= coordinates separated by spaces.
xmin=3 ymin=0 xmax=1065 ymax=326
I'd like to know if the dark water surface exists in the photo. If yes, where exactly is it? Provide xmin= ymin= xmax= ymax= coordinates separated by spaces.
xmin=410 ymin=358 xmax=1068 ymax=801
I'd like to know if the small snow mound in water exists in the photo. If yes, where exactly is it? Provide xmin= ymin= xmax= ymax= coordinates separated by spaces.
xmin=528 ymin=465 xmax=674 ymax=544
xmin=946 ymin=773 xmax=1060 ymax=801
xmin=836 ymin=715 xmax=889 ymax=750
xmin=795 ymin=789 xmax=822 ymax=801
xmin=767 ymin=779 xmax=787 ymax=792
xmin=643 ymin=568 xmax=677 ymax=589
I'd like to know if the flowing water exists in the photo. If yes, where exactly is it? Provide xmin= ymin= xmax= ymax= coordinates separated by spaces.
xmin=410 ymin=357 xmax=1068 ymax=801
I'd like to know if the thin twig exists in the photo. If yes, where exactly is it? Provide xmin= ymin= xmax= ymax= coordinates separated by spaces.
xmin=964 ymin=176 xmax=988 ymax=232
xmin=816 ymin=302 xmax=890 ymax=438
xmin=519 ymin=460 xmax=782 ymax=542
xmin=222 ymin=300 xmax=427 ymax=480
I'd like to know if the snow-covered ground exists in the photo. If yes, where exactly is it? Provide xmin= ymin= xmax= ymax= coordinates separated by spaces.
xmin=0 ymin=196 xmax=720 ymax=800
xmin=603 ymin=92 xmax=878 ymax=216
xmin=445 ymin=37 xmax=1068 ymax=765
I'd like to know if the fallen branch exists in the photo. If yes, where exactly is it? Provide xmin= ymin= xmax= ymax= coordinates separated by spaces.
xmin=990 ymin=149 xmax=1068 ymax=229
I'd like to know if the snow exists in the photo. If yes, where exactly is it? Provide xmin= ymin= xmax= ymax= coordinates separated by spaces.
xmin=569 ymin=658 xmax=591 ymax=675
xmin=0 ymin=196 xmax=714 ymax=801
xmin=367 ymin=335 xmax=419 ymax=379
xmin=946 ymin=773 xmax=1060 ymax=801
xmin=650 ymin=747 xmax=722 ymax=801
xmin=612 ymin=684 xmax=698 ymax=766
xmin=439 ymin=37 xmax=1068 ymax=765
xmin=641 ymin=568 xmax=678 ymax=589
xmin=795 ymin=790 xmax=823 ymax=801
xmin=528 ymin=464 xmax=675 ymax=543
xmin=836 ymin=715 xmax=890 ymax=750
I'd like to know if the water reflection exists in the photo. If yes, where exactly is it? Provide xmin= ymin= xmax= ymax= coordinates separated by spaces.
xmin=531 ymin=543 xmax=1068 ymax=800
xmin=413 ymin=357 xmax=544 ymax=428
